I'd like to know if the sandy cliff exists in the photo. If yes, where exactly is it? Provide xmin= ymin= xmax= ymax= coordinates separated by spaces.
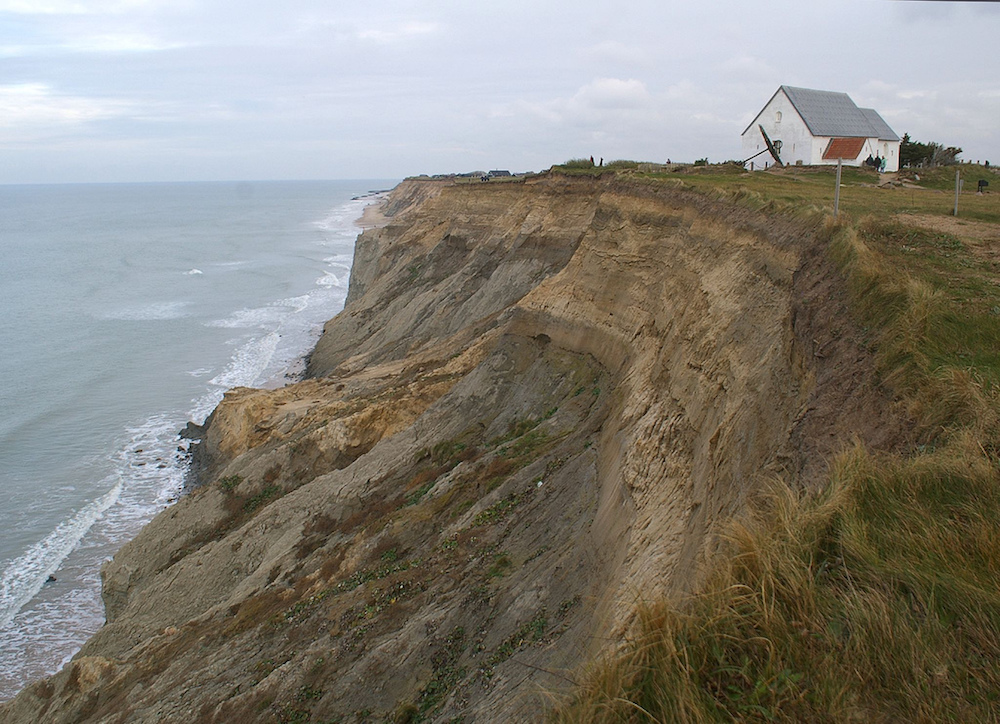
xmin=1 ymin=174 xmax=902 ymax=722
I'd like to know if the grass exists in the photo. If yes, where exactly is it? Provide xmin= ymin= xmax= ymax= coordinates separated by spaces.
xmin=830 ymin=218 xmax=1000 ymax=434
xmin=471 ymin=492 xmax=526 ymax=527
xmin=549 ymin=165 xmax=1000 ymax=721
xmin=551 ymin=158 xmax=642 ymax=176
xmin=553 ymin=444 xmax=1000 ymax=722
xmin=479 ymin=609 xmax=550 ymax=680
xmin=413 ymin=626 xmax=467 ymax=720
xmin=217 ymin=474 xmax=243 ymax=492
xmin=243 ymin=485 xmax=281 ymax=513
xmin=629 ymin=162 xmax=1000 ymax=224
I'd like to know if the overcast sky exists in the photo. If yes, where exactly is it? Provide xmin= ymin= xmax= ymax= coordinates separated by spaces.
xmin=2 ymin=0 xmax=998 ymax=183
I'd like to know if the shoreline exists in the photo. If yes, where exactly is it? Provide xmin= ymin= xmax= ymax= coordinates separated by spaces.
xmin=0 ymin=180 xmax=394 ymax=705
xmin=355 ymin=190 xmax=391 ymax=229
xmin=181 ymin=190 xmax=393 ymax=490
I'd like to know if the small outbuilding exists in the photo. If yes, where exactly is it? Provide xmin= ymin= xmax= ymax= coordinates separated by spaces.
xmin=742 ymin=85 xmax=900 ymax=172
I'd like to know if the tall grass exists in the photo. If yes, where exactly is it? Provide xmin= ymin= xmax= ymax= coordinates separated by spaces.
xmin=830 ymin=218 xmax=1000 ymax=440
xmin=555 ymin=445 xmax=1000 ymax=722
xmin=551 ymin=208 xmax=1000 ymax=721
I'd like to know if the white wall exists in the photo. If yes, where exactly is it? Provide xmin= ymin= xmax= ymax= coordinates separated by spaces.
xmin=881 ymin=140 xmax=900 ymax=172
xmin=743 ymin=89 xmax=900 ymax=172
xmin=742 ymin=90 xmax=819 ymax=169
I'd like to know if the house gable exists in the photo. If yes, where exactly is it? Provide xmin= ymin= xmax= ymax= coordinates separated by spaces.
xmin=743 ymin=85 xmax=901 ymax=171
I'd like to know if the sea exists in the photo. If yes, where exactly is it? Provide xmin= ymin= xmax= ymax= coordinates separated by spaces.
xmin=0 ymin=179 xmax=395 ymax=701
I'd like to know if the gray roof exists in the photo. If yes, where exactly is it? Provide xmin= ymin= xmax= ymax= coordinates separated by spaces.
xmin=859 ymin=107 xmax=900 ymax=142
xmin=745 ymin=85 xmax=899 ymax=141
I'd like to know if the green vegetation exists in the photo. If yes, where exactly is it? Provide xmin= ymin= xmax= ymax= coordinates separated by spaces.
xmin=481 ymin=609 xmax=548 ymax=679
xmin=551 ymin=158 xmax=640 ymax=176
xmin=551 ymin=165 xmax=1000 ymax=721
xmin=629 ymin=162 xmax=1000 ymax=224
xmin=217 ymin=474 xmax=243 ymax=492
xmin=415 ymin=627 xmax=467 ymax=719
xmin=900 ymin=132 xmax=962 ymax=168
xmin=471 ymin=492 xmax=526 ymax=527
xmin=486 ymin=552 xmax=513 ymax=579
xmin=243 ymin=484 xmax=281 ymax=513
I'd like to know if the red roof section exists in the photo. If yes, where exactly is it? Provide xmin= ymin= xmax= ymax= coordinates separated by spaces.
xmin=822 ymin=137 xmax=866 ymax=160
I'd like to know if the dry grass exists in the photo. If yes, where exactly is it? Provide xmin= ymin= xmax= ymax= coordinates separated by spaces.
xmin=550 ymin=174 xmax=1000 ymax=722
xmin=554 ymin=445 xmax=1000 ymax=722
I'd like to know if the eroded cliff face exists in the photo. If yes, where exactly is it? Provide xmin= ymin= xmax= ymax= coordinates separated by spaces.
xmin=1 ymin=174 xmax=901 ymax=723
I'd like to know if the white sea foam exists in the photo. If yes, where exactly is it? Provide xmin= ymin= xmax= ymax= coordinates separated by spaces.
xmin=0 ymin=481 xmax=121 ymax=632
xmin=100 ymin=301 xmax=190 ymax=321
xmin=312 ymin=200 xmax=366 ymax=232
xmin=0 ymin=182 xmax=383 ymax=701
xmin=207 ymin=331 xmax=280 ymax=391
xmin=317 ymin=272 xmax=343 ymax=288
xmin=282 ymin=294 xmax=311 ymax=313
xmin=185 ymin=269 xmax=203 ymax=276
xmin=0 ymin=414 xmax=188 ymax=697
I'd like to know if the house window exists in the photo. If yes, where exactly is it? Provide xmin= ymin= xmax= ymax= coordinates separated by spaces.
xmin=775 ymin=111 xmax=782 ymax=123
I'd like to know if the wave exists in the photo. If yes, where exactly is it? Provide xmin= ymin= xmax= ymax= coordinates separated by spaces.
xmin=99 ymin=301 xmax=190 ymax=321
xmin=311 ymin=198 xmax=368 ymax=232
xmin=0 ymin=186 xmax=377 ymax=700
xmin=207 ymin=332 xmax=281 ymax=392
xmin=0 ymin=480 xmax=121 ymax=632
xmin=0 ymin=414 xmax=189 ymax=699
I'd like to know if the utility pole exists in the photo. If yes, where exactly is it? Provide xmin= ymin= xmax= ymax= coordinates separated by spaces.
xmin=954 ymin=169 xmax=961 ymax=216
xmin=834 ymin=158 xmax=843 ymax=217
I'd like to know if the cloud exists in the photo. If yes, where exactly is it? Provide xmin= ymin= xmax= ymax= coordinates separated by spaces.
xmin=355 ymin=21 xmax=439 ymax=44
xmin=719 ymin=55 xmax=776 ymax=81
xmin=570 ymin=78 xmax=650 ymax=111
xmin=0 ymin=0 xmax=156 ymax=14
xmin=498 ymin=78 xmax=652 ymax=128
xmin=585 ymin=41 xmax=650 ymax=66
xmin=0 ymin=33 xmax=182 ymax=57
xmin=0 ymin=83 xmax=134 ymax=136
xmin=64 ymin=33 xmax=185 ymax=52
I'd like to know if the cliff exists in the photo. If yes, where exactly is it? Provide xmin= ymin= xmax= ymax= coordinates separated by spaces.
xmin=1 ymin=173 xmax=903 ymax=722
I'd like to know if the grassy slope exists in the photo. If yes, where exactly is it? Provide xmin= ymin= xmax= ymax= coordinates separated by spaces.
xmin=550 ymin=163 xmax=1000 ymax=722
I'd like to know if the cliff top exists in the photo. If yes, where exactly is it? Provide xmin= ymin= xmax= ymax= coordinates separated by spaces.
xmin=4 ymin=169 xmax=1000 ymax=723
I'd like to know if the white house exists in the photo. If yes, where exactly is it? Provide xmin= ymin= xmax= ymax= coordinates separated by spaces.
xmin=742 ymin=86 xmax=900 ymax=172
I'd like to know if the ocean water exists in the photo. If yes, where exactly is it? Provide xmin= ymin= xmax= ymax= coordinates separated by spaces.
xmin=0 ymin=179 xmax=395 ymax=700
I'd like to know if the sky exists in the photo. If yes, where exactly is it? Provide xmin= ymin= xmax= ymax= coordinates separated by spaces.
xmin=1 ymin=0 xmax=999 ymax=183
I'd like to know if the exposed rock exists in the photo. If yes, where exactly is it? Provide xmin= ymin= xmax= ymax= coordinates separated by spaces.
xmin=1 ymin=174 xmax=906 ymax=723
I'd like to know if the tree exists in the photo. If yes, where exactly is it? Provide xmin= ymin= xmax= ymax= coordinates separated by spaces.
xmin=900 ymin=133 xmax=962 ymax=167
xmin=929 ymin=142 xmax=963 ymax=166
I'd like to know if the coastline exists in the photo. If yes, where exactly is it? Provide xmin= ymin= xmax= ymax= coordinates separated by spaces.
xmin=184 ymin=189 xmax=393 ymax=490
xmin=355 ymin=190 xmax=391 ymax=229
xmin=0 ymin=181 xmax=391 ymax=704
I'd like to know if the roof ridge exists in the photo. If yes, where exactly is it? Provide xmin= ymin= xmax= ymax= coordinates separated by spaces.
xmin=742 ymin=86 xmax=898 ymax=142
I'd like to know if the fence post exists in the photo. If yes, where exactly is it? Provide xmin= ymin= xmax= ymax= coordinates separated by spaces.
xmin=834 ymin=158 xmax=842 ymax=217
xmin=954 ymin=169 xmax=961 ymax=216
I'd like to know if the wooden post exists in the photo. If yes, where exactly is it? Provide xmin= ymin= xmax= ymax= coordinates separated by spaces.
xmin=834 ymin=158 xmax=843 ymax=217
xmin=954 ymin=169 xmax=961 ymax=216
